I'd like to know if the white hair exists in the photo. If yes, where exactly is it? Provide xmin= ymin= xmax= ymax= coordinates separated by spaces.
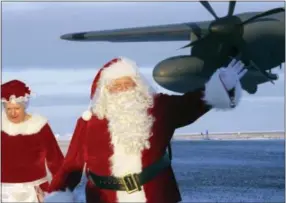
xmin=2 ymin=100 xmax=29 ymax=110
xmin=1 ymin=92 xmax=31 ymax=111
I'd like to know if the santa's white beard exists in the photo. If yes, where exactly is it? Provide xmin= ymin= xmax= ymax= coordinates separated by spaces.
xmin=105 ymin=89 xmax=154 ymax=154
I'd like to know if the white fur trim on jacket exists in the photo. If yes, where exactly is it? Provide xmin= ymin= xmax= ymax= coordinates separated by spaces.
xmin=2 ymin=176 xmax=49 ymax=187
xmin=1 ymin=111 xmax=48 ymax=136
xmin=44 ymin=189 xmax=74 ymax=203
xmin=203 ymin=69 xmax=242 ymax=109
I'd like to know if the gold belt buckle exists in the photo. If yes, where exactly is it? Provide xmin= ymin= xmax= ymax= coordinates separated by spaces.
xmin=121 ymin=173 xmax=141 ymax=194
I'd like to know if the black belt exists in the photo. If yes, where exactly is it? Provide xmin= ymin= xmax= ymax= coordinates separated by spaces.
xmin=87 ymin=153 xmax=171 ymax=194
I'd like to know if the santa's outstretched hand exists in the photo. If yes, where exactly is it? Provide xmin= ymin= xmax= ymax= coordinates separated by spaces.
xmin=218 ymin=59 xmax=248 ymax=90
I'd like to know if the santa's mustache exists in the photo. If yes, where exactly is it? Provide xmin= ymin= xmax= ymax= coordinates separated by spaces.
xmin=91 ymin=84 xmax=154 ymax=120
xmin=106 ymin=89 xmax=152 ymax=108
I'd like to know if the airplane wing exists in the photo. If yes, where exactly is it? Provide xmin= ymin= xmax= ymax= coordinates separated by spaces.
xmin=60 ymin=22 xmax=210 ymax=42
xmin=59 ymin=11 xmax=273 ymax=43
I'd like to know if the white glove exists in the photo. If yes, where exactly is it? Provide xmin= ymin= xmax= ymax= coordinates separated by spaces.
xmin=219 ymin=59 xmax=248 ymax=90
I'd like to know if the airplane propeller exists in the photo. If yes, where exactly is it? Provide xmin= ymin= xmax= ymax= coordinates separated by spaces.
xmin=180 ymin=0 xmax=285 ymax=83
xmin=227 ymin=1 xmax=236 ymax=17
xmin=199 ymin=1 xmax=219 ymax=19
xmin=241 ymin=7 xmax=285 ymax=25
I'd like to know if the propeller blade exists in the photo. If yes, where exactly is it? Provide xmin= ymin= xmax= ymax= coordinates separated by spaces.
xmin=180 ymin=40 xmax=201 ymax=49
xmin=242 ymin=7 xmax=285 ymax=25
xmin=199 ymin=1 xmax=219 ymax=20
xmin=179 ymin=34 xmax=211 ymax=49
xmin=227 ymin=1 xmax=236 ymax=17
xmin=249 ymin=60 xmax=275 ymax=84
xmin=187 ymin=23 xmax=204 ymax=39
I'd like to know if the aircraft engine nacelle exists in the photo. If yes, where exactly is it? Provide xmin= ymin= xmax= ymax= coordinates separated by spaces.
xmin=153 ymin=55 xmax=207 ymax=93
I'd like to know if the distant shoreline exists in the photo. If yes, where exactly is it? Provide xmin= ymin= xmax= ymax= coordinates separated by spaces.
xmin=56 ymin=132 xmax=284 ymax=156
xmin=56 ymin=132 xmax=284 ymax=142
xmin=173 ymin=132 xmax=284 ymax=141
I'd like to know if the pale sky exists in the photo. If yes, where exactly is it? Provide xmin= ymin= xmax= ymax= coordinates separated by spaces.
xmin=2 ymin=2 xmax=285 ymax=135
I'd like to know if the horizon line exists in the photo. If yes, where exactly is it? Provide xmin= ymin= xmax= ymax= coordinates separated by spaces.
xmin=55 ymin=130 xmax=285 ymax=138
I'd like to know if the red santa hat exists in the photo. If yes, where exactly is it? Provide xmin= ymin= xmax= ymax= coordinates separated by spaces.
xmin=81 ymin=57 xmax=141 ymax=121
xmin=1 ymin=80 xmax=32 ymax=104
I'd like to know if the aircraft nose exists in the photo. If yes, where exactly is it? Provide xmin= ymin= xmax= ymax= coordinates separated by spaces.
xmin=153 ymin=66 xmax=169 ymax=82
xmin=153 ymin=61 xmax=178 ymax=85
xmin=153 ymin=56 xmax=205 ymax=93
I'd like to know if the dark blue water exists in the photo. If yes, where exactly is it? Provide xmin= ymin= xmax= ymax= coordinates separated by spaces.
xmin=172 ymin=140 xmax=285 ymax=202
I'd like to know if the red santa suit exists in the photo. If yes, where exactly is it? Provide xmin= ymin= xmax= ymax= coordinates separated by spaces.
xmin=1 ymin=80 xmax=64 ymax=202
xmin=45 ymin=57 xmax=244 ymax=203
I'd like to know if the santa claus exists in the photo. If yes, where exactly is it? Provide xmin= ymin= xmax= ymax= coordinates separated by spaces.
xmin=45 ymin=57 xmax=247 ymax=203
xmin=1 ymin=80 xmax=64 ymax=202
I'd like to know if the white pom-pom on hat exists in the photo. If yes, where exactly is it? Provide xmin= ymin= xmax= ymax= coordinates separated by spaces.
xmin=82 ymin=110 xmax=92 ymax=121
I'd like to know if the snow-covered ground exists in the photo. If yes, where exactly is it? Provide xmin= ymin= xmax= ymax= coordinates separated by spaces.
xmin=71 ymin=140 xmax=284 ymax=203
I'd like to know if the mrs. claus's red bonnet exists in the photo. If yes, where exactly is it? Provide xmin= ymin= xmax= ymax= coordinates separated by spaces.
xmin=1 ymin=80 xmax=31 ymax=104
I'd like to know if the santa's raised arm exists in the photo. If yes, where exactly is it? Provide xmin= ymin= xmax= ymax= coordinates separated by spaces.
xmin=45 ymin=57 xmax=247 ymax=203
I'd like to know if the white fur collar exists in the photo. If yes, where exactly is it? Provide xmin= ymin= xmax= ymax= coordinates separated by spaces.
xmin=1 ymin=112 xmax=48 ymax=136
